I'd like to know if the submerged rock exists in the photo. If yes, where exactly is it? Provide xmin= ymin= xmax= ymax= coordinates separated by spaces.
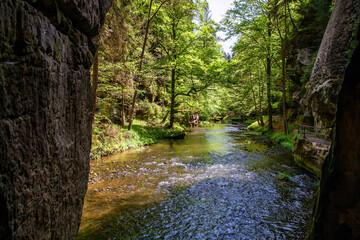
xmin=0 ymin=0 xmax=111 ymax=239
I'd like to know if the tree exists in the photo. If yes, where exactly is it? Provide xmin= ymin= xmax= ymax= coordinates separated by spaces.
xmin=223 ymin=0 xmax=276 ymax=129
xmin=128 ymin=0 xmax=169 ymax=130
xmin=152 ymin=0 xmax=204 ymax=128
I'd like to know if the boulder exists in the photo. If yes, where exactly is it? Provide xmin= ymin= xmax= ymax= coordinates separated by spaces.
xmin=0 ymin=0 xmax=111 ymax=239
xmin=293 ymin=138 xmax=329 ymax=177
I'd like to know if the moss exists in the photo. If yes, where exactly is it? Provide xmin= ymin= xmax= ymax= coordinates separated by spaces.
xmin=277 ymin=173 xmax=291 ymax=181
xmin=247 ymin=121 xmax=266 ymax=132
xmin=293 ymin=155 xmax=320 ymax=177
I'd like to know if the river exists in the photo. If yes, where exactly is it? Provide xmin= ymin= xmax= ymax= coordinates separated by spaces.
xmin=78 ymin=124 xmax=317 ymax=239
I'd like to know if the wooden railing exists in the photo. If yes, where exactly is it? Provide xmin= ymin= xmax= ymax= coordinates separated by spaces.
xmin=295 ymin=124 xmax=331 ymax=140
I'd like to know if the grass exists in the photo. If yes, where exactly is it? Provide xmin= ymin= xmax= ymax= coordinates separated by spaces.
xmin=247 ymin=118 xmax=295 ymax=150
xmin=91 ymin=115 xmax=186 ymax=159
xmin=266 ymin=131 xmax=294 ymax=150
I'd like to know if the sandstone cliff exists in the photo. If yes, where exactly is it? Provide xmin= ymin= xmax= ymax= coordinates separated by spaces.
xmin=303 ymin=0 xmax=360 ymax=132
xmin=311 ymin=26 xmax=360 ymax=240
xmin=0 ymin=0 xmax=111 ymax=238
xmin=309 ymin=0 xmax=360 ymax=238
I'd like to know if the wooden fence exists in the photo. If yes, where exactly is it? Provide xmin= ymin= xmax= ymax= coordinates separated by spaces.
xmin=295 ymin=124 xmax=331 ymax=140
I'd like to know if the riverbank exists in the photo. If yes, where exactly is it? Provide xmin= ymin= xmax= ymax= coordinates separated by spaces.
xmin=91 ymin=116 xmax=186 ymax=159
xmin=246 ymin=117 xmax=295 ymax=150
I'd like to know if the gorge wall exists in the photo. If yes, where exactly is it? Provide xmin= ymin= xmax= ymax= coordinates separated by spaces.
xmin=303 ymin=0 xmax=360 ymax=132
xmin=311 ymin=27 xmax=360 ymax=240
xmin=310 ymin=0 xmax=360 ymax=239
xmin=0 ymin=0 xmax=111 ymax=239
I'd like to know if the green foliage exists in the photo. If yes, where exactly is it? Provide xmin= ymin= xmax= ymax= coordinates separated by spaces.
xmin=137 ymin=99 xmax=164 ymax=124
xmin=277 ymin=173 xmax=291 ymax=181
xmin=247 ymin=121 xmax=266 ymax=132
xmin=313 ymin=0 xmax=333 ymax=26
xmin=90 ymin=0 xmax=322 ymax=157
xmin=266 ymin=131 xmax=294 ymax=150
xmin=288 ymin=124 xmax=297 ymax=133
xmin=244 ymin=119 xmax=255 ymax=125
xmin=90 ymin=116 xmax=185 ymax=159
xmin=246 ymin=119 xmax=294 ymax=150
xmin=199 ymin=121 xmax=214 ymax=127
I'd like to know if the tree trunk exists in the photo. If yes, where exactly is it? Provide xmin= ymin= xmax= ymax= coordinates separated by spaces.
xmin=128 ymin=0 xmax=154 ymax=130
xmin=281 ymin=57 xmax=289 ymax=134
xmin=92 ymin=50 xmax=99 ymax=123
xmin=250 ymin=76 xmax=260 ymax=125
xmin=282 ymin=0 xmax=289 ymax=135
xmin=121 ymin=85 xmax=126 ymax=127
xmin=258 ymin=71 xmax=264 ymax=126
xmin=266 ymin=13 xmax=273 ymax=130
xmin=169 ymin=68 xmax=176 ymax=128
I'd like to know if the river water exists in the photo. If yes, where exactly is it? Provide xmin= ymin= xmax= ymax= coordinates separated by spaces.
xmin=78 ymin=124 xmax=317 ymax=239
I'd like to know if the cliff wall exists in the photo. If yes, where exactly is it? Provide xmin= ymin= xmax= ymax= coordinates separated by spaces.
xmin=309 ymin=0 xmax=360 ymax=238
xmin=303 ymin=0 xmax=360 ymax=131
xmin=0 ymin=0 xmax=111 ymax=238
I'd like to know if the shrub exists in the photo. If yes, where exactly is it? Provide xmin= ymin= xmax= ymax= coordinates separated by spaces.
xmin=266 ymin=131 xmax=294 ymax=150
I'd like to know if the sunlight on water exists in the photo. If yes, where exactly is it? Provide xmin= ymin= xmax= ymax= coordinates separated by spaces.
xmin=78 ymin=124 xmax=317 ymax=239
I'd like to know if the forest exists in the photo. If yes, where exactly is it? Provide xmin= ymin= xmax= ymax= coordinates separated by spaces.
xmin=90 ymin=0 xmax=333 ymax=159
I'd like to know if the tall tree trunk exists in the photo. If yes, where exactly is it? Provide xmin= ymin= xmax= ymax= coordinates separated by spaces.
xmin=266 ymin=12 xmax=273 ymax=130
xmin=258 ymin=71 xmax=264 ymax=126
xmin=250 ymin=75 xmax=260 ymax=125
xmin=92 ymin=50 xmax=99 ymax=123
xmin=128 ymin=89 xmax=137 ymax=130
xmin=121 ymin=85 xmax=126 ymax=127
xmin=281 ymin=55 xmax=289 ymax=134
xmin=282 ymin=0 xmax=289 ymax=135
xmin=128 ymin=0 xmax=154 ymax=130
xmin=169 ymin=68 xmax=176 ymax=128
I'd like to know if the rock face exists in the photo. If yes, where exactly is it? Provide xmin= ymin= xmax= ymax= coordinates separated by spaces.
xmin=287 ymin=0 xmax=332 ymax=97
xmin=310 ymin=3 xmax=360 ymax=239
xmin=293 ymin=138 xmax=329 ymax=177
xmin=303 ymin=0 xmax=360 ymax=132
xmin=0 ymin=0 xmax=111 ymax=239
xmin=311 ymin=27 xmax=360 ymax=240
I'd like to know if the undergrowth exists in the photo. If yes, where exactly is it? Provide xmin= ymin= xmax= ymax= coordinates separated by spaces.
xmin=91 ymin=114 xmax=186 ymax=159
xmin=266 ymin=131 xmax=294 ymax=149
xmin=247 ymin=119 xmax=295 ymax=150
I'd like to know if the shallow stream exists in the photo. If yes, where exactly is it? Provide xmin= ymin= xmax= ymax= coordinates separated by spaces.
xmin=78 ymin=124 xmax=317 ymax=239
